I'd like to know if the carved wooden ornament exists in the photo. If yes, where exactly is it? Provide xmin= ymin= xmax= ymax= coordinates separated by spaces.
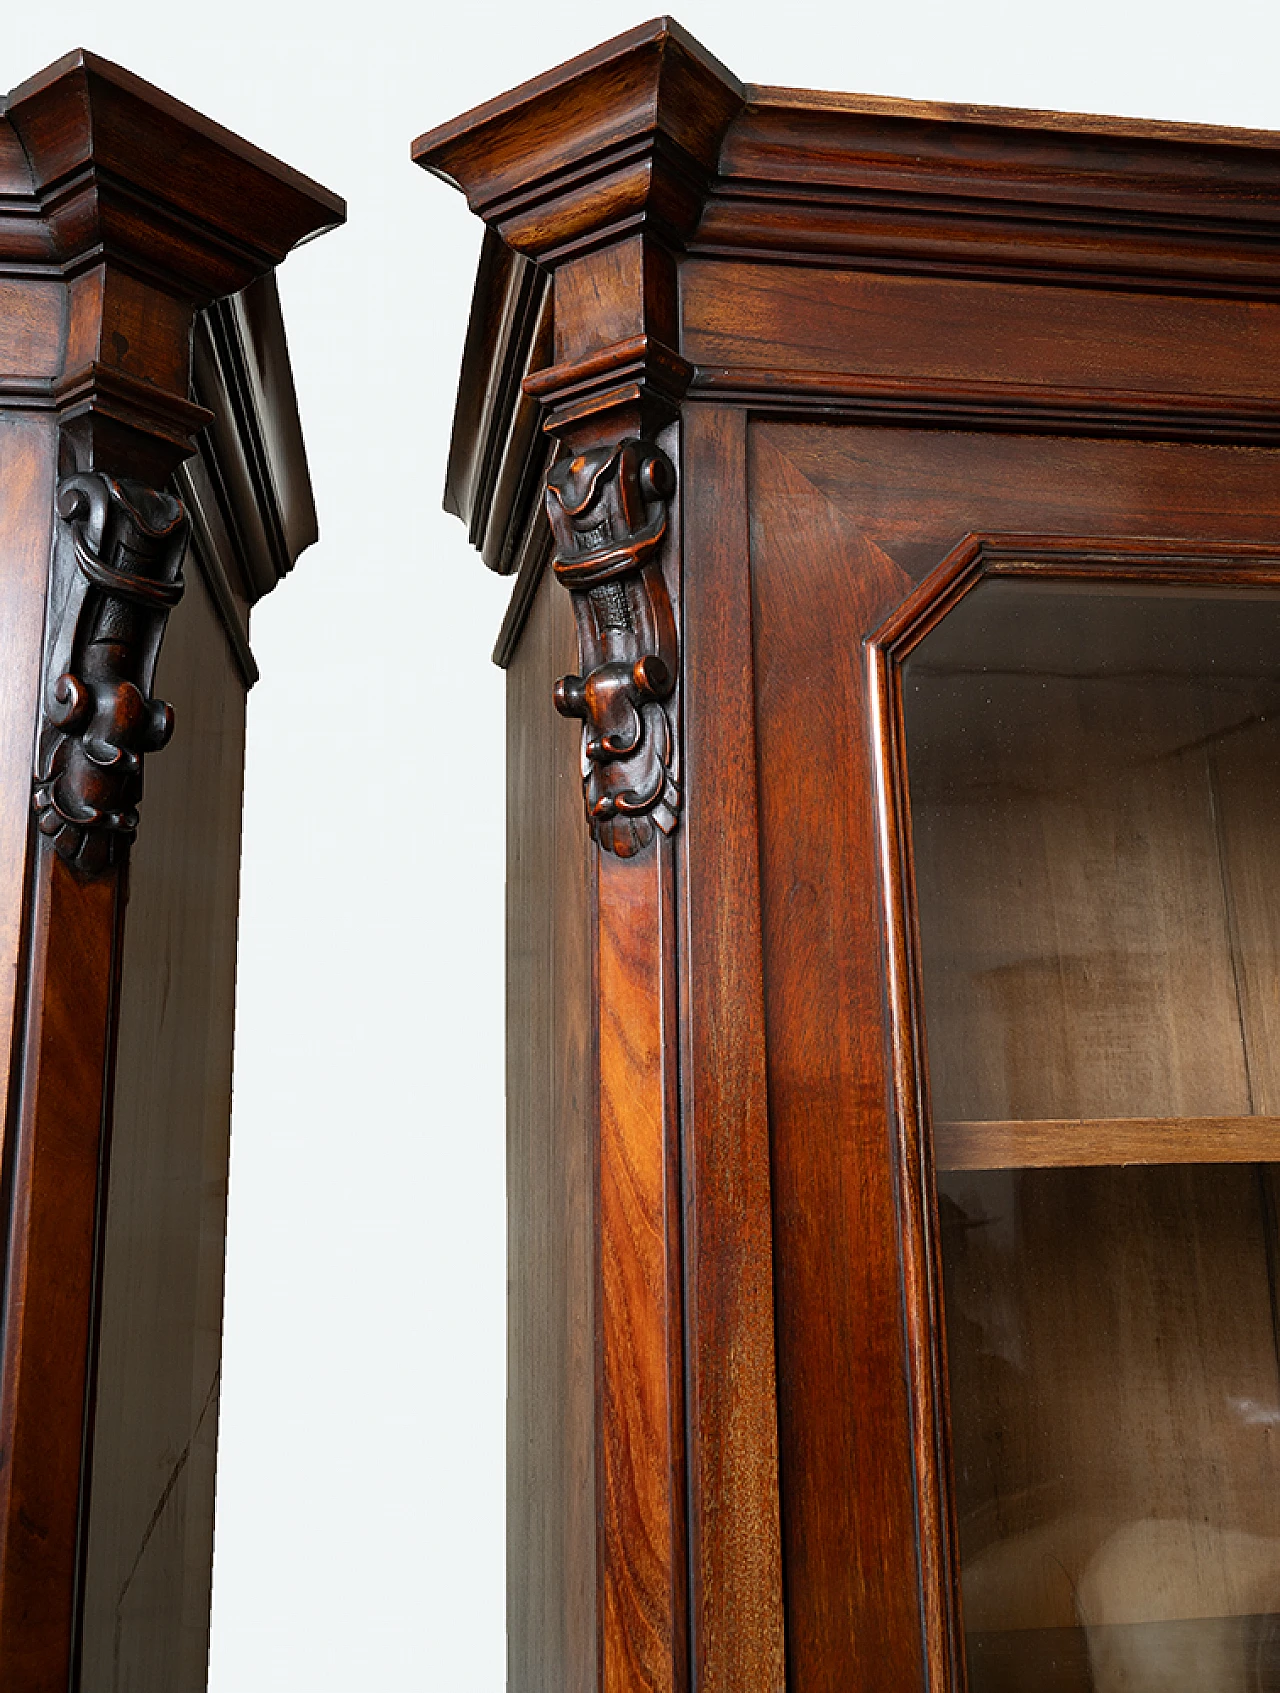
xmin=34 ymin=472 xmax=188 ymax=874
xmin=547 ymin=438 xmax=679 ymax=858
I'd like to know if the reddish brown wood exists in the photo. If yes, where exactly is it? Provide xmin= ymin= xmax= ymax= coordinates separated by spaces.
xmin=0 ymin=856 xmax=120 ymax=1690
xmin=596 ymin=845 xmax=685 ymax=1693
xmin=747 ymin=428 xmax=925 ymax=1692
xmin=422 ymin=19 xmax=1280 ymax=1693
xmin=0 ymin=50 xmax=343 ymax=1693
xmin=412 ymin=18 xmax=742 ymax=266
xmin=703 ymin=85 xmax=1280 ymax=294
xmin=546 ymin=437 xmax=680 ymax=857
xmin=678 ymin=406 xmax=785 ymax=1693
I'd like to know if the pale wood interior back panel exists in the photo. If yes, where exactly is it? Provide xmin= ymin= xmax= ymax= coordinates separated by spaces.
xmin=906 ymin=581 xmax=1280 ymax=1138
xmin=939 ymin=1163 xmax=1280 ymax=1688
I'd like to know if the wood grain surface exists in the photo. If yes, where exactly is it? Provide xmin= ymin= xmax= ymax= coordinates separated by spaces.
xmin=0 ymin=850 xmax=122 ymax=1692
xmin=749 ymin=423 xmax=926 ymax=1692
xmin=936 ymin=1115 xmax=1280 ymax=1169
xmin=76 ymin=566 xmax=247 ymax=1692
xmin=596 ymin=845 xmax=685 ymax=1693
xmin=0 ymin=48 xmax=341 ymax=1692
xmin=425 ymin=21 xmax=1280 ymax=1691
xmin=505 ymin=568 xmax=597 ymax=1693
xmin=679 ymin=407 xmax=786 ymax=1693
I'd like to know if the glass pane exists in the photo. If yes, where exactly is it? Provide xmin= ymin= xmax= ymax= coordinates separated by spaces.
xmin=903 ymin=578 xmax=1280 ymax=1692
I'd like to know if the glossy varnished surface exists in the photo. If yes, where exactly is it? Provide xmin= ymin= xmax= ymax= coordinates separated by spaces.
xmin=679 ymin=408 xmax=785 ymax=1693
xmin=0 ymin=853 xmax=121 ymax=1688
xmin=424 ymin=17 xmax=1280 ymax=1692
xmin=0 ymin=48 xmax=341 ymax=1691
xmin=747 ymin=423 xmax=923 ymax=1691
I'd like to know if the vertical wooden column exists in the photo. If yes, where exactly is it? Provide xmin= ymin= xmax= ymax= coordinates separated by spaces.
xmin=596 ymin=845 xmax=686 ymax=1692
xmin=678 ymin=407 xmax=786 ymax=1693
xmin=414 ymin=23 xmax=775 ymax=1689
xmin=0 ymin=53 xmax=342 ymax=1691
xmin=0 ymin=856 xmax=123 ymax=1689
xmin=540 ymin=420 xmax=689 ymax=1693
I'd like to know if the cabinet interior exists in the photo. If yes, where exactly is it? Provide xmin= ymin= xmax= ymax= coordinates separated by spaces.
xmin=904 ymin=575 xmax=1280 ymax=1690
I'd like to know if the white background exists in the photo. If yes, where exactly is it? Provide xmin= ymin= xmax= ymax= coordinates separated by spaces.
xmin=3 ymin=1 xmax=1279 ymax=1687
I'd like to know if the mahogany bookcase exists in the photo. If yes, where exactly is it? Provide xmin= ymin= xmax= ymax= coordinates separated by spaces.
xmin=417 ymin=19 xmax=1280 ymax=1693
xmin=0 ymin=50 xmax=342 ymax=1692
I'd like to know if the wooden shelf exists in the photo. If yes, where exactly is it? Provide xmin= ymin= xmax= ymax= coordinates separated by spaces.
xmin=934 ymin=1114 xmax=1280 ymax=1171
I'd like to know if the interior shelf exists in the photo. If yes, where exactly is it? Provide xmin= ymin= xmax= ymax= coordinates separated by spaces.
xmin=934 ymin=1114 xmax=1280 ymax=1171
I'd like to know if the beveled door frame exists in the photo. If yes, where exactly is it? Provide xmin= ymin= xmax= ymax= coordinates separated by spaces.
xmin=865 ymin=531 xmax=1280 ymax=1692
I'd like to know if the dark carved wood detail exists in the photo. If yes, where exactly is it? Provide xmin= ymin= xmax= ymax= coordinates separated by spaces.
xmin=546 ymin=438 xmax=679 ymax=857
xmin=34 ymin=472 xmax=188 ymax=874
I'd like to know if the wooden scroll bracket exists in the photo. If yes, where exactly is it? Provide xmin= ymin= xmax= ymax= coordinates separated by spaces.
xmin=34 ymin=472 xmax=189 ymax=875
xmin=546 ymin=436 xmax=680 ymax=858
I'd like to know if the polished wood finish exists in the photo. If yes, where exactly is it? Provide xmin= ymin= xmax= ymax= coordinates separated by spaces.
xmin=0 ymin=51 xmax=342 ymax=1693
xmin=420 ymin=18 xmax=1280 ymax=1691
xmin=546 ymin=437 xmax=680 ymax=856
xmin=679 ymin=406 xmax=784 ymax=1693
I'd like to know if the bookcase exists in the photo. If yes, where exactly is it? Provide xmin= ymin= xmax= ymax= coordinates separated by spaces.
xmin=417 ymin=19 xmax=1280 ymax=1691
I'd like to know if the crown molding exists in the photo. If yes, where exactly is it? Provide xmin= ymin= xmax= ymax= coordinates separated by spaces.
xmin=412 ymin=17 xmax=743 ymax=264
xmin=0 ymin=50 xmax=344 ymax=295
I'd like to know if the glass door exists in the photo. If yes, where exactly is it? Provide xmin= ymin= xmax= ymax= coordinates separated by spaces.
xmin=903 ymin=576 xmax=1280 ymax=1692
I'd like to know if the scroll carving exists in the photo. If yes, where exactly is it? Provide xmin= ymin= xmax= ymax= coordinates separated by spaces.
xmin=547 ymin=439 xmax=679 ymax=857
xmin=34 ymin=473 xmax=188 ymax=875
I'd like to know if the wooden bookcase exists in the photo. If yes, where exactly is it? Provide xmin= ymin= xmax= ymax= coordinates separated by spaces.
xmin=0 ymin=53 xmax=342 ymax=1692
xmin=416 ymin=19 xmax=1280 ymax=1692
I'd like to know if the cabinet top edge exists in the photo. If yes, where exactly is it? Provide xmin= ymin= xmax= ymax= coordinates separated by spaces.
xmin=0 ymin=47 xmax=345 ymax=288
xmin=412 ymin=13 xmax=1280 ymax=236
xmin=411 ymin=16 xmax=743 ymax=167
xmin=743 ymin=80 xmax=1280 ymax=153
xmin=5 ymin=48 xmax=346 ymax=216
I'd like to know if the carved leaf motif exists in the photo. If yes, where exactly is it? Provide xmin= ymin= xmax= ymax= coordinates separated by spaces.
xmin=546 ymin=438 xmax=680 ymax=858
xmin=33 ymin=473 xmax=188 ymax=875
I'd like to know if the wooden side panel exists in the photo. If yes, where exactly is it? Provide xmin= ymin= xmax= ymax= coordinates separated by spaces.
xmin=679 ymin=408 xmax=786 ymax=1693
xmin=505 ymin=565 xmax=597 ymax=1693
xmin=77 ymin=564 xmax=248 ymax=1692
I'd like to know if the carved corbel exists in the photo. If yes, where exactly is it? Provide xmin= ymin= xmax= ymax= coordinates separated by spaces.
xmin=546 ymin=438 xmax=680 ymax=858
xmin=34 ymin=473 xmax=188 ymax=875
